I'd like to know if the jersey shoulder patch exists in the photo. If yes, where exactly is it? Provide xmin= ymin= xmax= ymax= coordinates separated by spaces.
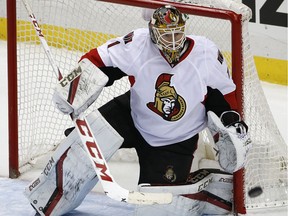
xmin=123 ymin=31 xmax=134 ymax=44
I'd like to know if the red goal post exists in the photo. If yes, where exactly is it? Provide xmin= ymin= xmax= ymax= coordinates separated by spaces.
xmin=6 ymin=0 xmax=287 ymax=214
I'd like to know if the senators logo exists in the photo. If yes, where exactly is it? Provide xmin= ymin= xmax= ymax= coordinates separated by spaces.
xmin=163 ymin=10 xmax=179 ymax=25
xmin=147 ymin=73 xmax=186 ymax=121
xmin=163 ymin=166 xmax=176 ymax=183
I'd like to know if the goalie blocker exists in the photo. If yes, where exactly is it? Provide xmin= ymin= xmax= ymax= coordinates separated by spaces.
xmin=52 ymin=58 xmax=109 ymax=118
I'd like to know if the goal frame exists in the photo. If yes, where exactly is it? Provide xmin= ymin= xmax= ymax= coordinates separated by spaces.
xmin=7 ymin=0 xmax=20 ymax=178
xmin=7 ymin=0 xmax=246 ymax=213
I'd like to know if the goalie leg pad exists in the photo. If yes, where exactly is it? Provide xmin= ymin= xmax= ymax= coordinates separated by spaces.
xmin=24 ymin=110 xmax=123 ymax=216
xmin=134 ymin=169 xmax=232 ymax=216
xmin=135 ymin=184 xmax=204 ymax=216
xmin=201 ymin=172 xmax=233 ymax=215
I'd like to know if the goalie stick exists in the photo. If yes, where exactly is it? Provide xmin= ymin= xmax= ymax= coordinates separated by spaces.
xmin=21 ymin=0 xmax=173 ymax=208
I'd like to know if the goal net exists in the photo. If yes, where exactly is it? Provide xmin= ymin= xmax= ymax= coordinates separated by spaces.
xmin=6 ymin=0 xmax=287 ymax=213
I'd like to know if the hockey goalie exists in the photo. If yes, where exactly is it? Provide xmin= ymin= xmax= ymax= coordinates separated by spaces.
xmin=24 ymin=5 xmax=252 ymax=216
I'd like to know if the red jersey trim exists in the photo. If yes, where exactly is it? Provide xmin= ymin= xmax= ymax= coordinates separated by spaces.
xmin=80 ymin=48 xmax=106 ymax=67
xmin=202 ymin=90 xmax=238 ymax=112
xmin=223 ymin=91 xmax=238 ymax=111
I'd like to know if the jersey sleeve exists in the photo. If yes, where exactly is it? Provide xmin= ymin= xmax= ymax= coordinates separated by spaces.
xmin=80 ymin=29 xmax=148 ymax=86
xmin=92 ymin=29 xmax=147 ymax=73
xmin=80 ymin=47 xmax=127 ymax=86
xmin=204 ymin=38 xmax=238 ymax=111
xmin=204 ymin=39 xmax=236 ymax=95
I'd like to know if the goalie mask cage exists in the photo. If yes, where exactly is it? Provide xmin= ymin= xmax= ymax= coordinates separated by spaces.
xmin=6 ymin=0 xmax=287 ymax=214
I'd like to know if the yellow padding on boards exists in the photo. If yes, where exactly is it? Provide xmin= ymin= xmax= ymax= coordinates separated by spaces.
xmin=0 ymin=18 xmax=116 ymax=52
xmin=254 ymin=56 xmax=287 ymax=86
xmin=0 ymin=18 xmax=7 ymax=39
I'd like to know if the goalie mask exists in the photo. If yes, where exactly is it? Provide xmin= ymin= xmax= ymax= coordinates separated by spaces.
xmin=149 ymin=5 xmax=188 ymax=63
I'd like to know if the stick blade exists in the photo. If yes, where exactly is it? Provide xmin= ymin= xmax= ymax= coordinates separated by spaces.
xmin=127 ymin=191 xmax=173 ymax=205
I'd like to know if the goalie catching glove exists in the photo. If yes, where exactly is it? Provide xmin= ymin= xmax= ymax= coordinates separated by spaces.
xmin=52 ymin=58 xmax=108 ymax=117
xmin=207 ymin=111 xmax=252 ymax=173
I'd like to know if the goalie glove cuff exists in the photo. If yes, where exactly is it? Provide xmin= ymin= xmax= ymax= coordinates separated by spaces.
xmin=220 ymin=110 xmax=243 ymax=127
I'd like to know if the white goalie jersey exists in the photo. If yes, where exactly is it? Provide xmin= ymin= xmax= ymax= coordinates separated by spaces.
xmin=88 ymin=28 xmax=236 ymax=147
